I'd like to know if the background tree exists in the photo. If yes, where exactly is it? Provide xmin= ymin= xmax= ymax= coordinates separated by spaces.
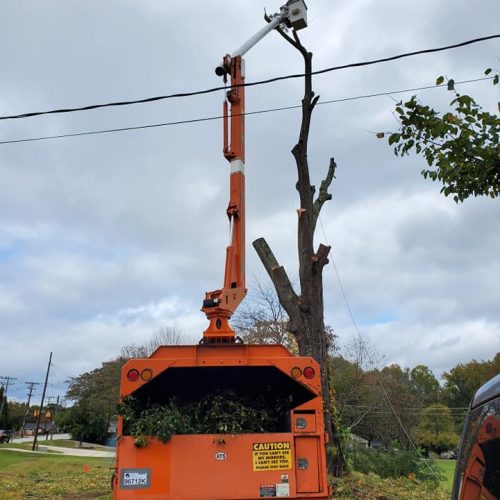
xmin=332 ymin=340 xmax=445 ymax=451
xmin=52 ymin=404 xmax=72 ymax=433
xmin=120 ymin=325 xmax=187 ymax=359
xmin=409 ymin=365 xmax=440 ymax=408
xmin=254 ymin=17 xmax=338 ymax=472
xmin=332 ymin=335 xmax=381 ymax=438
xmin=363 ymin=365 xmax=420 ymax=448
xmin=66 ymin=406 xmax=110 ymax=445
xmin=65 ymin=324 xmax=185 ymax=444
xmin=232 ymin=281 xmax=298 ymax=353
xmin=379 ymin=70 xmax=499 ymax=202
xmin=412 ymin=403 xmax=460 ymax=455
xmin=4 ymin=401 xmax=26 ymax=430
xmin=233 ymin=280 xmax=337 ymax=354
xmin=0 ymin=386 xmax=9 ymax=428
xmin=442 ymin=352 xmax=500 ymax=409
xmin=66 ymin=358 xmax=124 ymax=445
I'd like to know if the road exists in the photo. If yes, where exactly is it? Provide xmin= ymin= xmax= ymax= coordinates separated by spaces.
xmin=11 ymin=432 xmax=71 ymax=443
xmin=3 ymin=433 xmax=115 ymax=458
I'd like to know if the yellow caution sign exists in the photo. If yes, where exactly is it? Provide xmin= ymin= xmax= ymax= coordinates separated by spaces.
xmin=252 ymin=441 xmax=292 ymax=471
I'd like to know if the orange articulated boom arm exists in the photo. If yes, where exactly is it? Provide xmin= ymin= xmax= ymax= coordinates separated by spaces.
xmin=223 ymin=54 xmax=246 ymax=301
xmin=201 ymin=55 xmax=247 ymax=343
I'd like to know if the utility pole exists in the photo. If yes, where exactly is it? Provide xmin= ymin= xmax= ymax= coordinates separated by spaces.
xmin=32 ymin=352 xmax=52 ymax=452
xmin=21 ymin=382 xmax=40 ymax=438
xmin=0 ymin=376 xmax=17 ymax=426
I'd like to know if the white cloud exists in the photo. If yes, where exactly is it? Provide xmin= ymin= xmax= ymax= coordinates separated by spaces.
xmin=0 ymin=286 xmax=23 ymax=316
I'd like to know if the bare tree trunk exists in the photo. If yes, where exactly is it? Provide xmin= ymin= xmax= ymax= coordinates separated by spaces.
xmin=253 ymin=22 xmax=345 ymax=476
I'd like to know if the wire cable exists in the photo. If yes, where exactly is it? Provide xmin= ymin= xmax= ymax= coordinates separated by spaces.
xmin=0 ymin=34 xmax=498 ymax=122
xmin=318 ymin=216 xmax=440 ymax=479
xmin=0 ymin=76 xmax=492 ymax=146
xmin=50 ymin=363 xmax=78 ymax=380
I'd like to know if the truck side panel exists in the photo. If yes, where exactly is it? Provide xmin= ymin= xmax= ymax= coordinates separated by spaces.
xmin=295 ymin=437 xmax=321 ymax=493
xmin=116 ymin=434 xmax=328 ymax=499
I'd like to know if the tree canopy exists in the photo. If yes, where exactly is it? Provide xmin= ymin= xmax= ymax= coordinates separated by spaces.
xmin=65 ymin=358 xmax=124 ymax=444
xmin=412 ymin=404 xmax=460 ymax=454
xmin=410 ymin=365 xmax=440 ymax=408
xmin=0 ymin=386 xmax=9 ymax=428
xmin=333 ymin=350 xmax=499 ymax=449
xmin=442 ymin=352 xmax=500 ymax=408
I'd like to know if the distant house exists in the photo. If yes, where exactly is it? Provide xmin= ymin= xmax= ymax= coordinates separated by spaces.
xmin=23 ymin=423 xmax=39 ymax=436
xmin=23 ymin=422 xmax=55 ymax=436
xmin=42 ymin=422 xmax=56 ymax=433
xmin=349 ymin=433 xmax=369 ymax=448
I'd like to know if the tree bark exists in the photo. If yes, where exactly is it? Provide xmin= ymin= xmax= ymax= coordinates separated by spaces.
xmin=253 ymin=21 xmax=345 ymax=476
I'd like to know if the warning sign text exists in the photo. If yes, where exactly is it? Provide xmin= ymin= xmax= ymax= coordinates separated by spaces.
xmin=252 ymin=441 xmax=292 ymax=471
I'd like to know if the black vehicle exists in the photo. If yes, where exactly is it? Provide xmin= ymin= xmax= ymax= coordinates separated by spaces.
xmin=452 ymin=374 xmax=500 ymax=499
xmin=0 ymin=430 xmax=12 ymax=444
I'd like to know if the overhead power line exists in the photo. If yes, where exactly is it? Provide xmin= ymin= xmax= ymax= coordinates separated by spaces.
xmin=0 ymin=76 xmax=492 ymax=146
xmin=50 ymin=363 xmax=78 ymax=380
xmin=0 ymin=33 xmax=498 ymax=122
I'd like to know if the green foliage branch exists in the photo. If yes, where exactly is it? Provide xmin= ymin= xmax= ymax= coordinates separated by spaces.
xmin=350 ymin=445 xmax=441 ymax=482
xmin=119 ymin=390 xmax=288 ymax=448
xmin=379 ymin=69 xmax=499 ymax=202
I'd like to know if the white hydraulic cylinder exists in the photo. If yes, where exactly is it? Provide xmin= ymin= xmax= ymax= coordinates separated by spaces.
xmin=230 ymin=15 xmax=283 ymax=58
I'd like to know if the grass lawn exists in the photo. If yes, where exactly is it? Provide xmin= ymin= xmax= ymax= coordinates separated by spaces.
xmin=0 ymin=449 xmax=113 ymax=499
xmin=0 ymin=448 xmax=454 ymax=499
xmin=434 ymin=458 xmax=456 ymax=493
xmin=331 ymin=471 xmax=450 ymax=499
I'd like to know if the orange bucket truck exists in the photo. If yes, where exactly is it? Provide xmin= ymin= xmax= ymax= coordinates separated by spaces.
xmin=113 ymin=2 xmax=329 ymax=498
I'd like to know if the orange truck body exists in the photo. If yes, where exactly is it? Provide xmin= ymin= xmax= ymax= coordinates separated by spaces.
xmin=113 ymin=344 xmax=330 ymax=499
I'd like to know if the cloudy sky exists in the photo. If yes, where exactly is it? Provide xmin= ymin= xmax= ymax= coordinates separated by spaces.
xmin=1 ymin=0 xmax=499 ymax=404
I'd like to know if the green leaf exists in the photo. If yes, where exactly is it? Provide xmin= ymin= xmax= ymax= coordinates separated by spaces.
xmin=447 ymin=79 xmax=455 ymax=91
xmin=388 ymin=133 xmax=400 ymax=145
xmin=494 ymin=75 xmax=499 ymax=85
xmin=376 ymin=132 xmax=385 ymax=139
xmin=485 ymin=68 xmax=492 ymax=75
xmin=436 ymin=76 xmax=445 ymax=86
